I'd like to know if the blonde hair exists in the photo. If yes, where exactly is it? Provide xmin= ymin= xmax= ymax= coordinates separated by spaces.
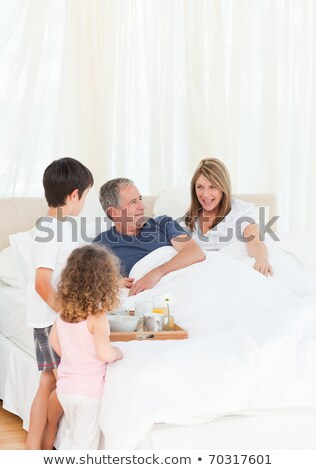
xmin=185 ymin=158 xmax=232 ymax=231
xmin=56 ymin=244 xmax=121 ymax=323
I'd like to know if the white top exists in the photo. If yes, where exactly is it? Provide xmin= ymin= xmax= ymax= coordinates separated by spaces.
xmin=56 ymin=317 xmax=106 ymax=399
xmin=182 ymin=198 xmax=257 ymax=251
xmin=26 ymin=217 xmax=78 ymax=328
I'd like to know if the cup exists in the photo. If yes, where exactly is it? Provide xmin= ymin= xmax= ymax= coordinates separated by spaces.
xmin=152 ymin=295 xmax=167 ymax=314
xmin=143 ymin=314 xmax=164 ymax=332
xmin=135 ymin=299 xmax=153 ymax=318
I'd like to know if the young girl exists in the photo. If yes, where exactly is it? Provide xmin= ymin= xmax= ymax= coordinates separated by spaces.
xmin=49 ymin=244 xmax=123 ymax=450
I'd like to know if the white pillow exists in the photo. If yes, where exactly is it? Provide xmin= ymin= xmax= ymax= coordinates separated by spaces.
xmin=153 ymin=187 xmax=190 ymax=221
xmin=0 ymin=245 xmax=20 ymax=288
xmin=75 ymin=187 xmax=112 ymax=244
xmin=79 ymin=188 xmax=105 ymax=222
xmin=254 ymin=205 xmax=270 ymax=226
xmin=9 ymin=228 xmax=35 ymax=294
xmin=77 ymin=219 xmax=112 ymax=245
xmin=268 ymin=232 xmax=316 ymax=275
xmin=129 ymin=246 xmax=177 ymax=280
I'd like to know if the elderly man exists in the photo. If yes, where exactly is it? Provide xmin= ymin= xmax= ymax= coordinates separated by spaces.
xmin=94 ymin=178 xmax=205 ymax=295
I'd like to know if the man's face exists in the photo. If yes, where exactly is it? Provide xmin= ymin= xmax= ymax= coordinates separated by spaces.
xmin=111 ymin=184 xmax=146 ymax=232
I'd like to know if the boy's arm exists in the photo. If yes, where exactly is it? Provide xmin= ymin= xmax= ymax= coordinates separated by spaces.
xmin=91 ymin=314 xmax=123 ymax=363
xmin=49 ymin=322 xmax=61 ymax=357
xmin=35 ymin=267 xmax=59 ymax=311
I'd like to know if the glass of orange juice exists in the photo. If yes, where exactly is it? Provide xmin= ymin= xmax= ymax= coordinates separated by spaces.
xmin=152 ymin=295 xmax=167 ymax=315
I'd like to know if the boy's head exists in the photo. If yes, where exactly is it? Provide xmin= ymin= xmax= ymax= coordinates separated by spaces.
xmin=43 ymin=157 xmax=94 ymax=207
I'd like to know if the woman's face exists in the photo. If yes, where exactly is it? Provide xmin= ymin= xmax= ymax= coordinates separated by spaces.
xmin=195 ymin=174 xmax=223 ymax=213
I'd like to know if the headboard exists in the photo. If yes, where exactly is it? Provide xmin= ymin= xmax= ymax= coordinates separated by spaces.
xmin=0 ymin=194 xmax=276 ymax=250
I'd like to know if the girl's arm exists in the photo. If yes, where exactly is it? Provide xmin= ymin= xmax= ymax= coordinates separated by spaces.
xmin=90 ymin=314 xmax=123 ymax=363
xmin=243 ymin=224 xmax=273 ymax=277
xmin=49 ymin=321 xmax=62 ymax=356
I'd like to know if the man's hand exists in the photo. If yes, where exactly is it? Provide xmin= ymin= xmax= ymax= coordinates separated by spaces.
xmin=128 ymin=269 xmax=162 ymax=296
xmin=119 ymin=277 xmax=135 ymax=288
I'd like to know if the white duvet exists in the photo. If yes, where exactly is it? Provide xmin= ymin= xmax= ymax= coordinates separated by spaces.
xmin=99 ymin=239 xmax=316 ymax=449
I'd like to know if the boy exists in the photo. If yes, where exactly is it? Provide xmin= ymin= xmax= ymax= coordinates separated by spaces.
xmin=26 ymin=157 xmax=93 ymax=449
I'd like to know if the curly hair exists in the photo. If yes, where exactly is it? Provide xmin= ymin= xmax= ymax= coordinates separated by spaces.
xmin=56 ymin=244 xmax=121 ymax=323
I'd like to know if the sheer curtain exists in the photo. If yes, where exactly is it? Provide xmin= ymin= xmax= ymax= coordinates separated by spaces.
xmin=0 ymin=0 xmax=315 ymax=231
xmin=0 ymin=0 xmax=65 ymax=194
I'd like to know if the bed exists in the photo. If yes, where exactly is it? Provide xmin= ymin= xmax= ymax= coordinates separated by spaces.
xmin=1 ymin=192 xmax=316 ymax=450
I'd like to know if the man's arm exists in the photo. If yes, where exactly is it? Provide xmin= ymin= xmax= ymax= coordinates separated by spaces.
xmin=159 ymin=234 xmax=206 ymax=276
xmin=129 ymin=234 xmax=205 ymax=295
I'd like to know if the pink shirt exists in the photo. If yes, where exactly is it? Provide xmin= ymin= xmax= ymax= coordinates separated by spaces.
xmin=56 ymin=316 xmax=107 ymax=399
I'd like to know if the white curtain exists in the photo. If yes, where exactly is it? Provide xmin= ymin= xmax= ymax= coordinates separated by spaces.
xmin=0 ymin=0 xmax=315 ymax=231
xmin=0 ymin=0 xmax=65 ymax=194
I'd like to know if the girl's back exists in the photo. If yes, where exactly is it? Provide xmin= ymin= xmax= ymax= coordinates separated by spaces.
xmin=56 ymin=316 xmax=106 ymax=399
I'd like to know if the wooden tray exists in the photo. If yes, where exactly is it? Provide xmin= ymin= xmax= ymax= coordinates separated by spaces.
xmin=110 ymin=323 xmax=188 ymax=342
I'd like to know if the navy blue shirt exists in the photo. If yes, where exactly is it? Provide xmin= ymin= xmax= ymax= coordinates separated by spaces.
xmin=93 ymin=216 xmax=186 ymax=276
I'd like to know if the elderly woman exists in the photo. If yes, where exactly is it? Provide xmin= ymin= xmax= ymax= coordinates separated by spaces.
xmin=183 ymin=158 xmax=273 ymax=277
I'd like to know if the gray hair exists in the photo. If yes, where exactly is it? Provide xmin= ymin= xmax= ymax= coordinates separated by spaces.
xmin=99 ymin=178 xmax=134 ymax=218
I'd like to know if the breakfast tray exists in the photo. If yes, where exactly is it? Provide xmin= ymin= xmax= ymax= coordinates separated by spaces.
xmin=110 ymin=323 xmax=188 ymax=342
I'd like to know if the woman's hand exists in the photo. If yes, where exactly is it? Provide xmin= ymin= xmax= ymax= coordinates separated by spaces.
xmin=253 ymin=257 xmax=273 ymax=277
xmin=244 ymin=224 xmax=273 ymax=277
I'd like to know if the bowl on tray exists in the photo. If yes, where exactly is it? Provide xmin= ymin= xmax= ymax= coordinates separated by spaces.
xmin=108 ymin=314 xmax=140 ymax=332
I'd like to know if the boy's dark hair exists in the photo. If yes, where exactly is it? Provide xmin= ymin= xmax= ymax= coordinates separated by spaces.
xmin=43 ymin=157 xmax=94 ymax=207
